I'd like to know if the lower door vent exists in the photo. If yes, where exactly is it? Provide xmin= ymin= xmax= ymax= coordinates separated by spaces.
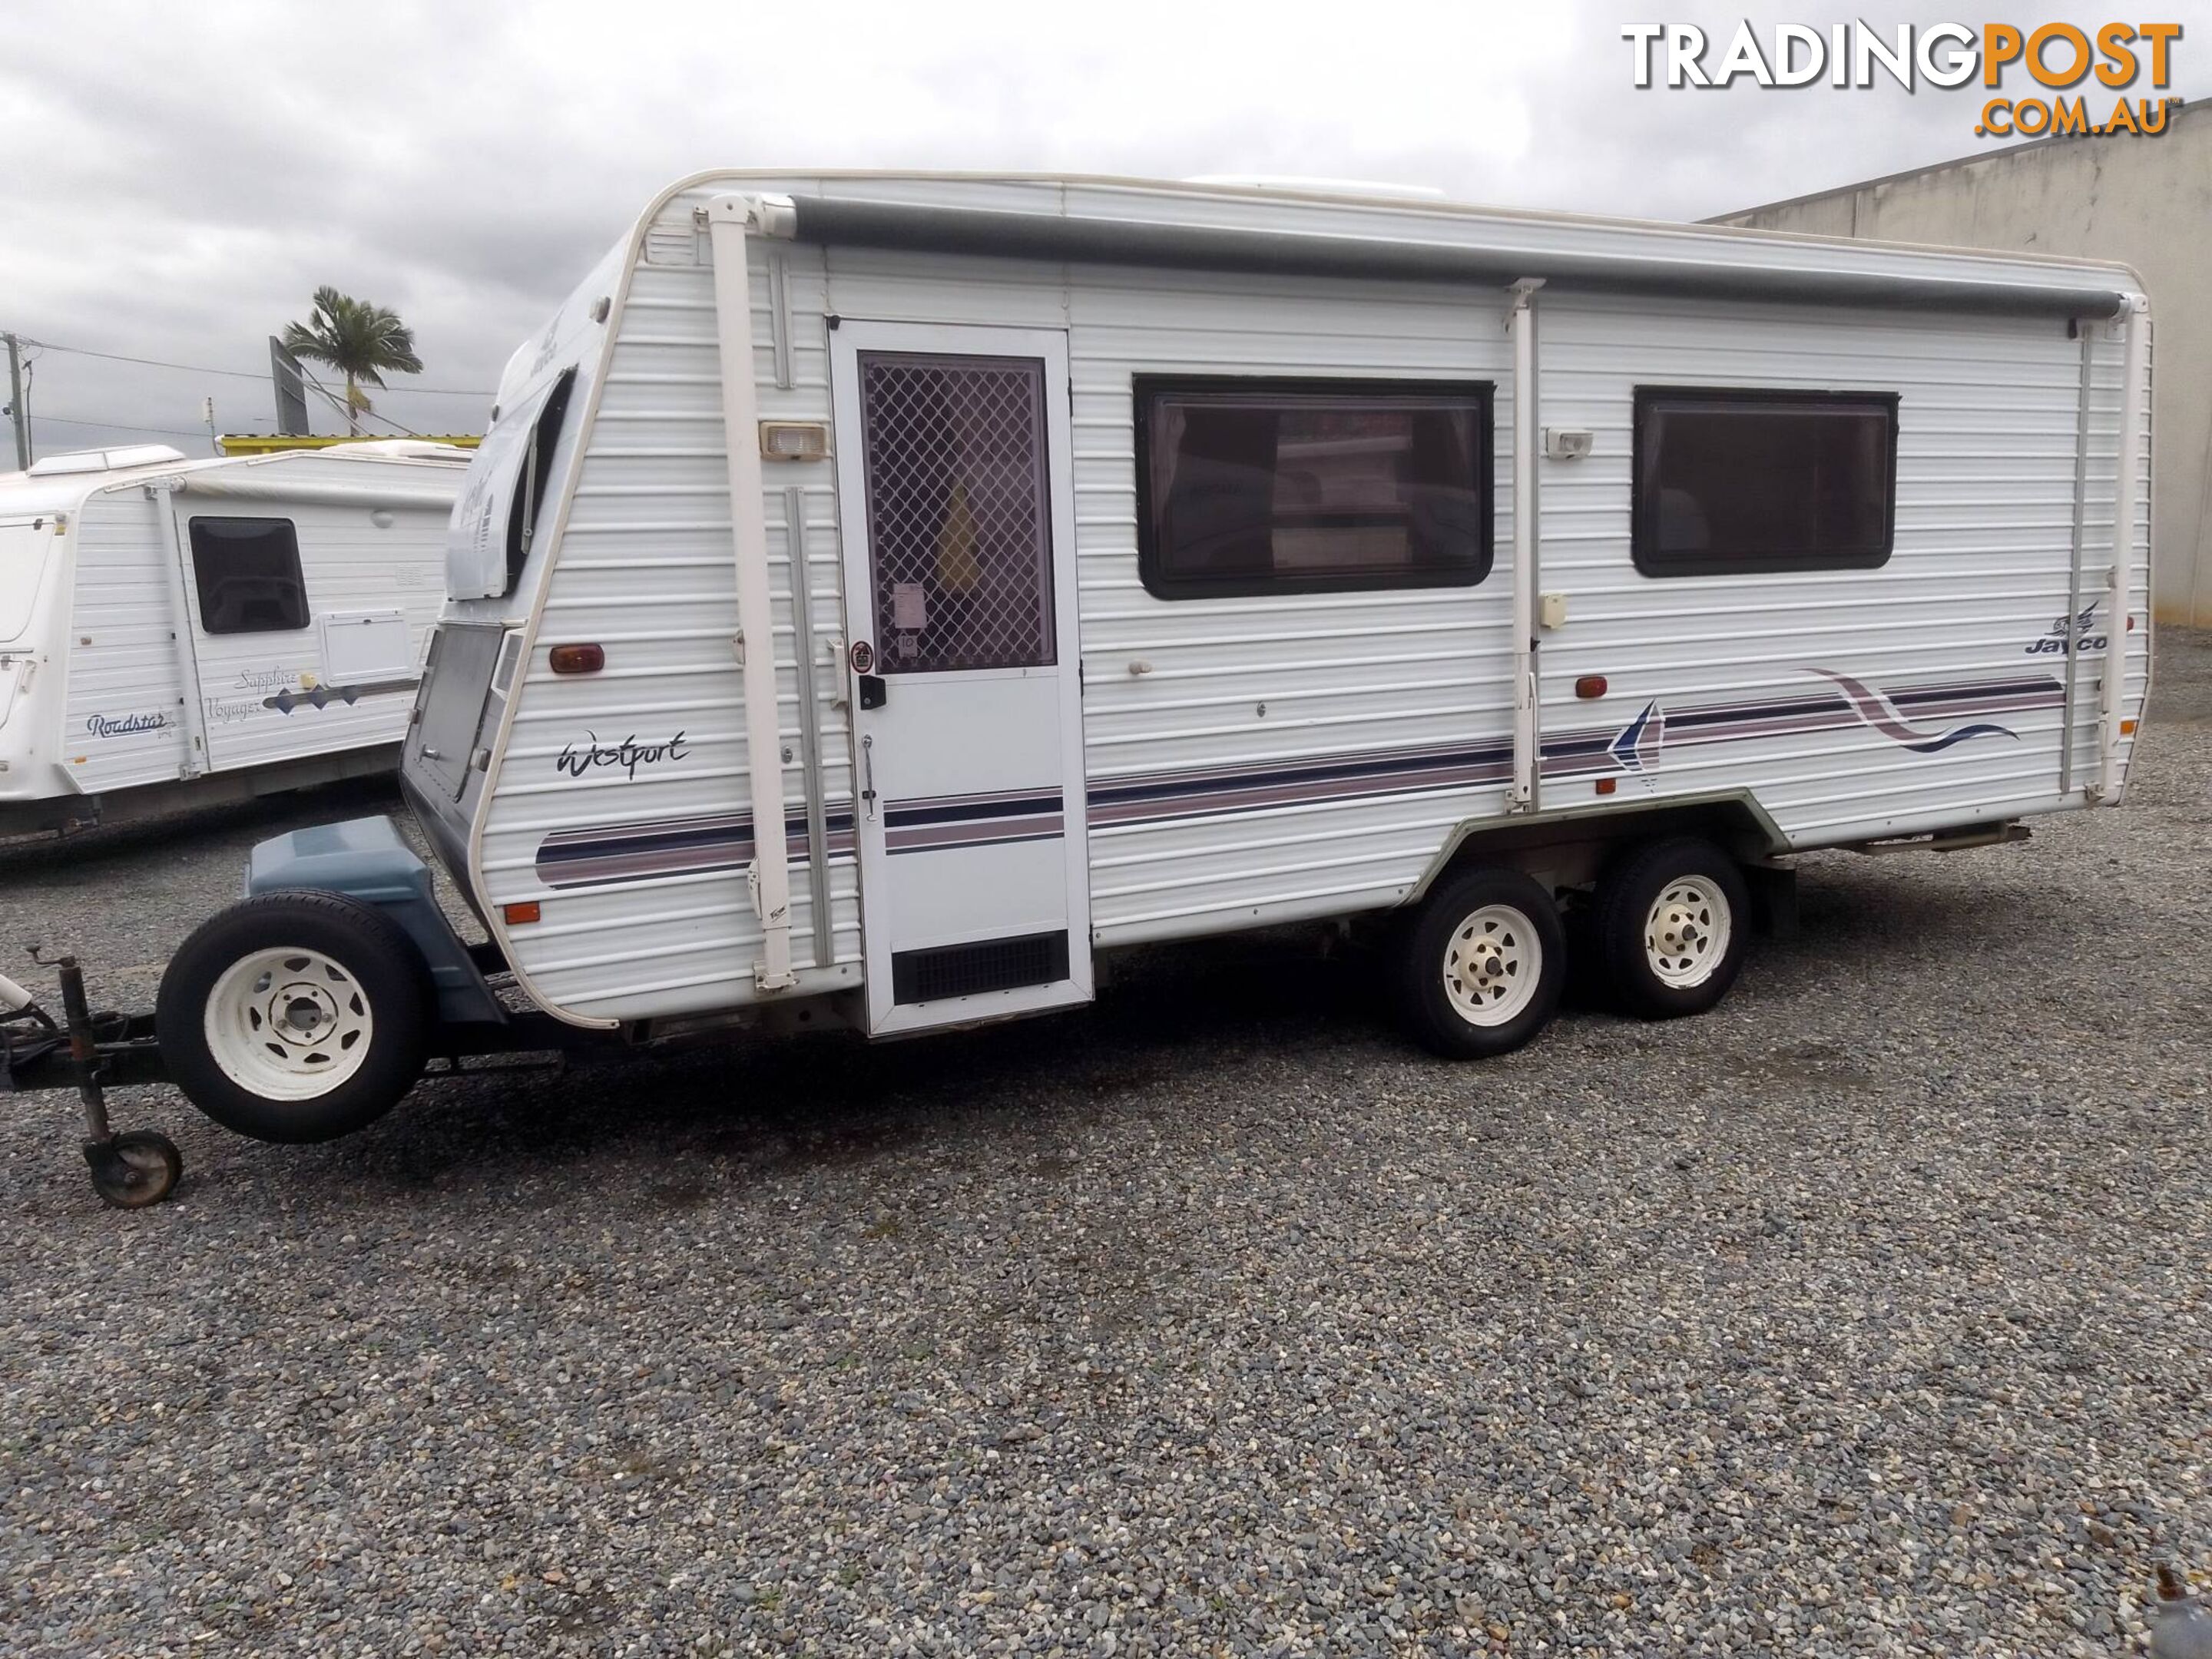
xmin=891 ymin=930 xmax=1070 ymax=1005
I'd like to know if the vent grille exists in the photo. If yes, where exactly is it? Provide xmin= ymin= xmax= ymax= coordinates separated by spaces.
xmin=891 ymin=930 xmax=1070 ymax=1005
xmin=642 ymin=224 xmax=703 ymax=266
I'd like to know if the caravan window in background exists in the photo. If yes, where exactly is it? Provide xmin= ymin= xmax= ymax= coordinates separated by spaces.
xmin=1137 ymin=378 xmax=1493 ymax=599
xmin=188 ymin=517 xmax=310 ymax=633
xmin=1632 ymin=389 xmax=1897 ymax=578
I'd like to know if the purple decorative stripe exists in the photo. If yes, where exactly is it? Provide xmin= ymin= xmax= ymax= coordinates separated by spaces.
xmin=527 ymin=667 xmax=2068 ymax=892
xmin=1090 ymin=740 xmax=1515 ymax=829
xmin=886 ymin=812 xmax=1067 ymax=856
xmin=886 ymin=787 xmax=1064 ymax=829
xmin=535 ymin=810 xmax=854 ymax=889
xmin=1808 ymin=667 xmax=2042 ymax=754
xmin=881 ymin=788 xmax=1068 ymax=856
xmin=1662 ymin=673 xmax=2061 ymax=754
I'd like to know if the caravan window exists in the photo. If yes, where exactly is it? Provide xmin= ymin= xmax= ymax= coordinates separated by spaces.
xmin=1137 ymin=379 xmax=1493 ymax=598
xmin=1633 ymin=389 xmax=1897 ymax=577
xmin=506 ymin=368 xmax=576 ymax=594
xmin=187 ymin=518 xmax=310 ymax=633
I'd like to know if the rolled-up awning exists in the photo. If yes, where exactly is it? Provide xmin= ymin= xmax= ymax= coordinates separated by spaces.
xmin=781 ymin=192 xmax=2132 ymax=319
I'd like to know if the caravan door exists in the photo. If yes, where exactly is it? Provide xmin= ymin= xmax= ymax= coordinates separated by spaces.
xmin=830 ymin=323 xmax=1091 ymax=1037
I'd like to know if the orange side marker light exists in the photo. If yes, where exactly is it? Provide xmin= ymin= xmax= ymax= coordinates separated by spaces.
xmin=503 ymin=901 xmax=542 ymax=926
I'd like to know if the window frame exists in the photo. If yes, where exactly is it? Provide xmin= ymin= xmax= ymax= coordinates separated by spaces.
xmin=1134 ymin=374 xmax=1496 ymax=601
xmin=1630 ymin=386 xmax=1900 ymax=579
xmin=186 ymin=515 xmax=310 ymax=635
xmin=505 ymin=366 xmax=578 ymax=596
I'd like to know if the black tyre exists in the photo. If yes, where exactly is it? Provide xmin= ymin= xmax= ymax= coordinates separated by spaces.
xmin=1591 ymin=836 xmax=1750 ymax=1020
xmin=87 ymin=1130 xmax=183 ymax=1209
xmin=1396 ymin=867 xmax=1566 ymax=1059
xmin=156 ymin=891 xmax=431 ymax=1144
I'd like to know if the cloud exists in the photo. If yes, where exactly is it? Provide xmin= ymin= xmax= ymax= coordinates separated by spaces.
xmin=0 ymin=0 xmax=2189 ymax=452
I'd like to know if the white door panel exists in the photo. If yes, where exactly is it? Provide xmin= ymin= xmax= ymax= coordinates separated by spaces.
xmin=886 ymin=839 xmax=1074 ymax=950
xmin=831 ymin=322 xmax=1091 ymax=1035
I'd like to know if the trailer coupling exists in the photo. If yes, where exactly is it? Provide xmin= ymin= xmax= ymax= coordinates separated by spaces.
xmin=2 ymin=951 xmax=181 ymax=1207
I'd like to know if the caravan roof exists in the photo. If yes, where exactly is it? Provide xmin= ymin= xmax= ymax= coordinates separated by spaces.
xmin=0 ymin=441 xmax=470 ymax=520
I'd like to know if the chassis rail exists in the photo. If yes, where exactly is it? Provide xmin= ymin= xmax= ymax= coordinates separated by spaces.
xmin=1 ymin=1008 xmax=166 ymax=1094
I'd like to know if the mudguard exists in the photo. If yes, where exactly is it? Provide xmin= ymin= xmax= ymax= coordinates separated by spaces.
xmin=247 ymin=815 xmax=504 ymax=1025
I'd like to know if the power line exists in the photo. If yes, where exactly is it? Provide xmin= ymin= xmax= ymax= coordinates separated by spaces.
xmin=13 ymin=336 xmax=494 ymax=397
xmin=294 ymin=361 xmax=426 ymax=439
xmin=31 ymin=412 xmax=213 ymax=440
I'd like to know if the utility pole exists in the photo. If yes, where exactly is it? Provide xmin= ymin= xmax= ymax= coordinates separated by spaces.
xmin=3 ymin=333 xmax=28 ymax=470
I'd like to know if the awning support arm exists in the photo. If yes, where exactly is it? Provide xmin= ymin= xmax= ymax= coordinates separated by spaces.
xmin=706 ymin=194 xmax=801 ymax=989
xmin=2094 ymin=291 xmax=2150 ymax=803
xmin=1507 ymin=277 xmax=1544 ymax=812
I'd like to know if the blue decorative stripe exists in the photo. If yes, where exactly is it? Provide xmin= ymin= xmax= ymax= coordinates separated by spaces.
xmin=526 ymin=667 xmax=2068 ymax=892
xmin=885 ymin=790 xmax=1064 ymax=829
xmin=535 ymin=810 xmax=853 ymax=889
xmin=884 ymin=790 xmax=1065 ymax=856
xmin=1902 ymin=723 xmax=2015 ymax=753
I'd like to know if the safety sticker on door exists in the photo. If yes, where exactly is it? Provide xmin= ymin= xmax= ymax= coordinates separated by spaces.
xmin=892 ymin=581 xmax=928 ymax=631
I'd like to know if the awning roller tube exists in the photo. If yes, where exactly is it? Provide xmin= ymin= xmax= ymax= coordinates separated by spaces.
xmin=780 ymin=194 xmax=2128 ymax=320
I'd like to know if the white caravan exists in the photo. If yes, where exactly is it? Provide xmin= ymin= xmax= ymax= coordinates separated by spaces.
xmin=126 ymin=174 xmax=2149 ymax=1151
xmin=0 ymin=441 xmax=467 ymax=833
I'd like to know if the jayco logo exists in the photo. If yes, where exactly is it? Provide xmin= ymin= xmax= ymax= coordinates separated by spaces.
xmin=86 ymin=711 xmax=171 ymax=738
xmin=2025 ymin=605 xmax=2111 ymax=655
xmin=555 ymin=730 xmax=690 ymax=780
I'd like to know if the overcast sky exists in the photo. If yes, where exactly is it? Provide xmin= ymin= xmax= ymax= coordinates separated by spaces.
xmin=0 ymin=1 xmax=2193 ymax=455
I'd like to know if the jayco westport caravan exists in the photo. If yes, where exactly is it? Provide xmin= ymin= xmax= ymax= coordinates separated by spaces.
xmin=0 ymin=440 xmax=466 ymax=834
xmin=0 ymin=173 xmax=2151 ymax=1199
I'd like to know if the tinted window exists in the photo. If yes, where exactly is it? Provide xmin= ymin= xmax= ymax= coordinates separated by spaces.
xmin=188 ymin=517 xmax=309 ymax=633
xmin=1137 ymin=379 xmax=1492 ymax=598
xmin=1634 ymin=390 xmax=1896 ymax=577
xmin=507 ymin=368 xmax=576 ymax=594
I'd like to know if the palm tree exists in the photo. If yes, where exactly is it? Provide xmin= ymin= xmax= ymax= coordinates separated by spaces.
xmin=280 ymin=286 xmax=423 ymax=436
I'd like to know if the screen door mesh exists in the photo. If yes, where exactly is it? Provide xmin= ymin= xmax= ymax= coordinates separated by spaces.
xmin=858 ymin=353 xmax=1055 ymax=673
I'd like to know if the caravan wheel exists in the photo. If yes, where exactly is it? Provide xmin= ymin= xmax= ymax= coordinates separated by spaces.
xmin=1592 ymin=837 xmax=1750 ymax=1019
xmin=156 ymin=892 xmax=431 ymax=1144
xmin=1397 ymin=868 xmax=1565 ymax=1059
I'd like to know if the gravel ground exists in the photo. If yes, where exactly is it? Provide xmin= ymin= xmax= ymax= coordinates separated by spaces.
xmin=2 ymin=639 xmax=2209 ymax=1659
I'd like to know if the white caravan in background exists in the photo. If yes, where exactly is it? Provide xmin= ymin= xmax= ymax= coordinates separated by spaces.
xmin=121 ymin=173 xmax=2148 ymax=1153
xmin=0 ymin=440 xmax=467 ymax=834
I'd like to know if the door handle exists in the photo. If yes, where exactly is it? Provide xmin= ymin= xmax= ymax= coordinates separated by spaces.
xmin=858 ymin=674 xmax=886 ymax=710
xmin=861 ymin=733 xmax=877 ymax=820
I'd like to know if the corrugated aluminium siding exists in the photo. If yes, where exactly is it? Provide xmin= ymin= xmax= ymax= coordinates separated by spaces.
xmin=1537 ymin=293 xmax=2144 ymax=839
xmin=478 ymin=227 xmax=861 ymax=1020
xmin=56 ymin=458 xmax=452 ymax=796
xmin=59 ymin=489 xmax=191 ymax=789
xmin=476 ymin=187 xmax=2147 ymax=1024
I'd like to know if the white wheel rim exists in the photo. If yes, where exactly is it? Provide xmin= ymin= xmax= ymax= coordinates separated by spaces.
xmin=1440 ymin=903 xmax=1543 ymax=1027
xmin=1644 ymin=875 xmax=1733 ymax=989
xmin=204 ymin=946 xmax=376 ymax=1101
